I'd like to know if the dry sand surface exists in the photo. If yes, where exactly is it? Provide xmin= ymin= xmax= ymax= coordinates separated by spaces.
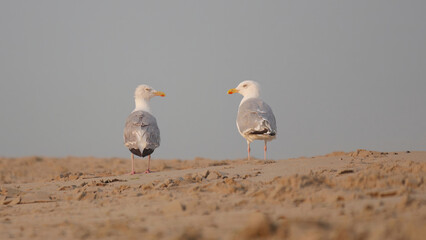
xmin=1 ymin=150 xmax=425 ymax=239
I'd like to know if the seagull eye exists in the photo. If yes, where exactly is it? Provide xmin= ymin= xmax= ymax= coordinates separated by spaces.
xmin=145 ymin=88 xmax=151 ymax=92
xmin=242 ymin=84 xmax=248 ymax=88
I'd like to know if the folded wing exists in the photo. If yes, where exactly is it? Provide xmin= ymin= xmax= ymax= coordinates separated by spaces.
xmin=237 ymin=98 xmax=277 ymax=139
xmin=124 ymin=111 xmax=160 ymax=157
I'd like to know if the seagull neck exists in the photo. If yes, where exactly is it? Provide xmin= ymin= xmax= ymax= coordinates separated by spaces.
xmin=240 ymin=93 xmax=260 ymax=106
xmin=133 ymin=98 xmax=151 ymax=113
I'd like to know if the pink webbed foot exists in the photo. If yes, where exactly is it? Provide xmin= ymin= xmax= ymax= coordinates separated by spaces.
xmin=144 ymin=169 xmax=152 ymax=174
xmin=130 ymin=171 xmax=136 ymax=175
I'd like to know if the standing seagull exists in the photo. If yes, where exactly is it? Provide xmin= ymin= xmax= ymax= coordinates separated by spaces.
xmin=124 ymin=85 xmax=165 ymax=174
xmin=227 ymin=80 xmax=277 ymax=160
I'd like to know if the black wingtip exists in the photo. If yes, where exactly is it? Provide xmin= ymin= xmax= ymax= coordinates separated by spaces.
xmin=249 ymin=129 xmax=268 ymax=135
xmin=130 ymin=148 xmax=142 ymax=157
xmin=142 ymin=148 xmax=154 ymax=157
xmin=129 ymin=148 xmax=155 ymax=158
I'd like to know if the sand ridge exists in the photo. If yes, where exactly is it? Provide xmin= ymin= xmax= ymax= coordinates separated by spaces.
xmin=1 ymin=150 xmax=425 ymax=239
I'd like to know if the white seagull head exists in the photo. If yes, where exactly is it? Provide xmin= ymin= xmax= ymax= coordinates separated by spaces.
xmin=227 ymin=80 xmax=260 ymax=99
xmin=134 ymin=84 xmax=166 ymax=100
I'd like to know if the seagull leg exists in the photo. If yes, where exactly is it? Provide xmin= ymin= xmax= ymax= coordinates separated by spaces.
xmin=130 ymin=154 xmax=136 ymax=175
xmin=144 ymin=155 xmax=152 ymax=173
xmin=247 ymin=141 xmax=251 ymax=160
xmin=264 ymin=140 xmax=267 ymax=161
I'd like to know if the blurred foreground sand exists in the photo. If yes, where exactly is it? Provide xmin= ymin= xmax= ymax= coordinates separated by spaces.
xmin=1 ymin=150 xmax=425 ymax=239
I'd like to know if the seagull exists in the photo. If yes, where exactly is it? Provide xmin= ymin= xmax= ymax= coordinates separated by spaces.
xmin=124 ymin=85 xmax=165 ymax=174
xmin=228 ymin=80 xmax=277 ymax=160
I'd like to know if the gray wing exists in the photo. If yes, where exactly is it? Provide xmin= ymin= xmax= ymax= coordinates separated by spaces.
xmin=123 ymin=111 xmax=160 ymax=151
xmin=237 ymin=98 xmax=277 ymax=136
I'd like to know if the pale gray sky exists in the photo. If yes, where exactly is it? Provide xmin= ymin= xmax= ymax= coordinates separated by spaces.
xmin=1 ymin=1 xmax=425 ymax=160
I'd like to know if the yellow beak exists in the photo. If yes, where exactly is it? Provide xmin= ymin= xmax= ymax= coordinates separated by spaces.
xmin=227 ymin=88 xmax=239 ymax=94
xmin=155 ymin=91 xmax=166 ymax=97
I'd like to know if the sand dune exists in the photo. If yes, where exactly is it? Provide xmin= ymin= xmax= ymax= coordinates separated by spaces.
xmin=1 ymin=150 xmax=425 ymax=239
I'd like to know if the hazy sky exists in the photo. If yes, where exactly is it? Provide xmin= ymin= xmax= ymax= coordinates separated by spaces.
xmin=1 ymin=1 xmax=425 ymax=160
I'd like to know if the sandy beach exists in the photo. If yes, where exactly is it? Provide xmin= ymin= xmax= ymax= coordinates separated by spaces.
xmin=1 ymin=150 xmax=425 ymax=239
